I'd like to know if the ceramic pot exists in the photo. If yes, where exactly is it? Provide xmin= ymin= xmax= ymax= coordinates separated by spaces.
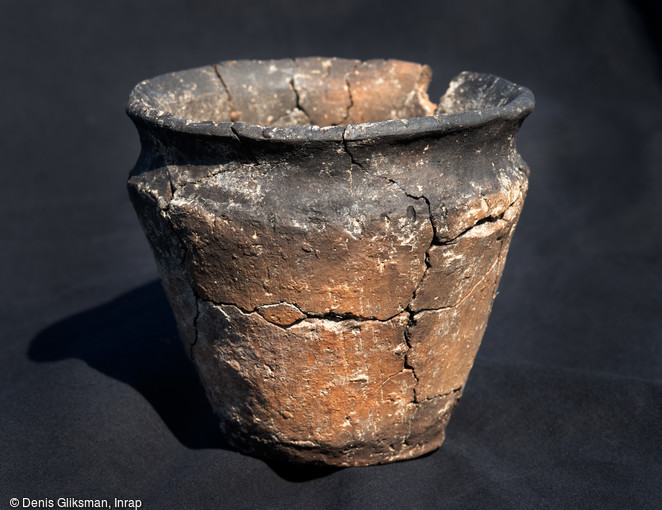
xmin=126 ymin=58 xmax=534 ymax=466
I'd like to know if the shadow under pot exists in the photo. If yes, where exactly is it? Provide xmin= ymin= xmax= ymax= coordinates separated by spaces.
xmin=126 ymin=57 xmax=534 ymax=467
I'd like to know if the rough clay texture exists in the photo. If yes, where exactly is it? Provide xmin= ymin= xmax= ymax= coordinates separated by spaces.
xmin=127 ymin=58 xmax=532 ymax=466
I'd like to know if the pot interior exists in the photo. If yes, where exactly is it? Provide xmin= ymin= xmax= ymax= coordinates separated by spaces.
xmin=143 ymin=58 xmax=440 ymax=127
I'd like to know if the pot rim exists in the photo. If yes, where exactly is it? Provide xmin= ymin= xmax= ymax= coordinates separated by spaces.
xmin=126 ymin=60 xmax=535 ymax=143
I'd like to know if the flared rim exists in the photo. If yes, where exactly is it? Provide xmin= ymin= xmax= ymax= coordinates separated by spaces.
xmin=126 ymin=60 xmax=535 ymax=144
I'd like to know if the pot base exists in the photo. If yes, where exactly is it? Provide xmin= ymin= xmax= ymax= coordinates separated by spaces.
xmin=222 ymin=389 xmax=462 ymax=467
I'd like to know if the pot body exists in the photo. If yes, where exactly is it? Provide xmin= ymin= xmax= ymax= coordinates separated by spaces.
xmin=127 ymin=59 xmax=533 ymax=466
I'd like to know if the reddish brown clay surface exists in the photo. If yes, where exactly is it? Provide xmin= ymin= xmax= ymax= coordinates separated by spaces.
xmin=127 ymin=57 xmax=534 ymax=465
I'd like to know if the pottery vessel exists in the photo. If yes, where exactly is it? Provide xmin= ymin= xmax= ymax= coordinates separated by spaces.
xmin=126 ymin=58 xmax=534 ymax=466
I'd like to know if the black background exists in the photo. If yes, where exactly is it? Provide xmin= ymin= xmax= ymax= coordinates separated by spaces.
xmin=2 ymin=1 xmax=661 ymax=508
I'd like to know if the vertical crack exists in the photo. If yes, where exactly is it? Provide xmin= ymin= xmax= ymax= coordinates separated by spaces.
xmin=344 ymin=76 xmax=354 ymax=124
xmin=403 ymin=318 xmax=420 ymax=403
xmin=213 ymin=65 xmax=241 ymax=122
xmin=379 ymin=176 xmax=437 ymax=309
xmin=340 ymin=62 xmax=358 ymax=125
xmin=339 ymin=135 xmax=428 ymax=404
xmin=229 ymin=125 xmax=260 ymax=165
xmin=214 ymin=65 xmax=261 ymax=165
xmin=341 ymin=126 xmax=362 ymax=195
xmin=289 ymin=76 xmax=311 ymax=124
xmin=341 ymin=128 xmax=362 ymax=169
xmin=399 ymin=186 xmax=435 ymax=405
xmin=362 ymin=176 xmax=437 ymax=405
xmin=190 ymin=298 xmax=201 ymax=358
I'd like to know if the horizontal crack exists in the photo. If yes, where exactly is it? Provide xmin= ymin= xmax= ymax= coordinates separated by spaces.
xmin=197 ymin=298 xmax=411 ymax=329
xmin=380 ymin=368 xmax=413 ymax=388
xmin=199 ymin=294 xmax=471 ymax=328
xmin=410 ymin=256 xmax=500 ymax=315
xmin=440 ymin=189 xmax=523 ymax=243
xmin=448 ymin=210 xmax=505 ymax=240
xmin=416 ymin=386 xmax=463 ymax=404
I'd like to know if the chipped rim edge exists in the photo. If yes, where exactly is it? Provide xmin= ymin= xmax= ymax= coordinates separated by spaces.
xmin=125 ymin=66 xmax=535 ymax=144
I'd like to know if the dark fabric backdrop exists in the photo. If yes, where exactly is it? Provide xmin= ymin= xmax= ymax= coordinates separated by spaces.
xmin=2 ymin=1 xmax=661 ymax=508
